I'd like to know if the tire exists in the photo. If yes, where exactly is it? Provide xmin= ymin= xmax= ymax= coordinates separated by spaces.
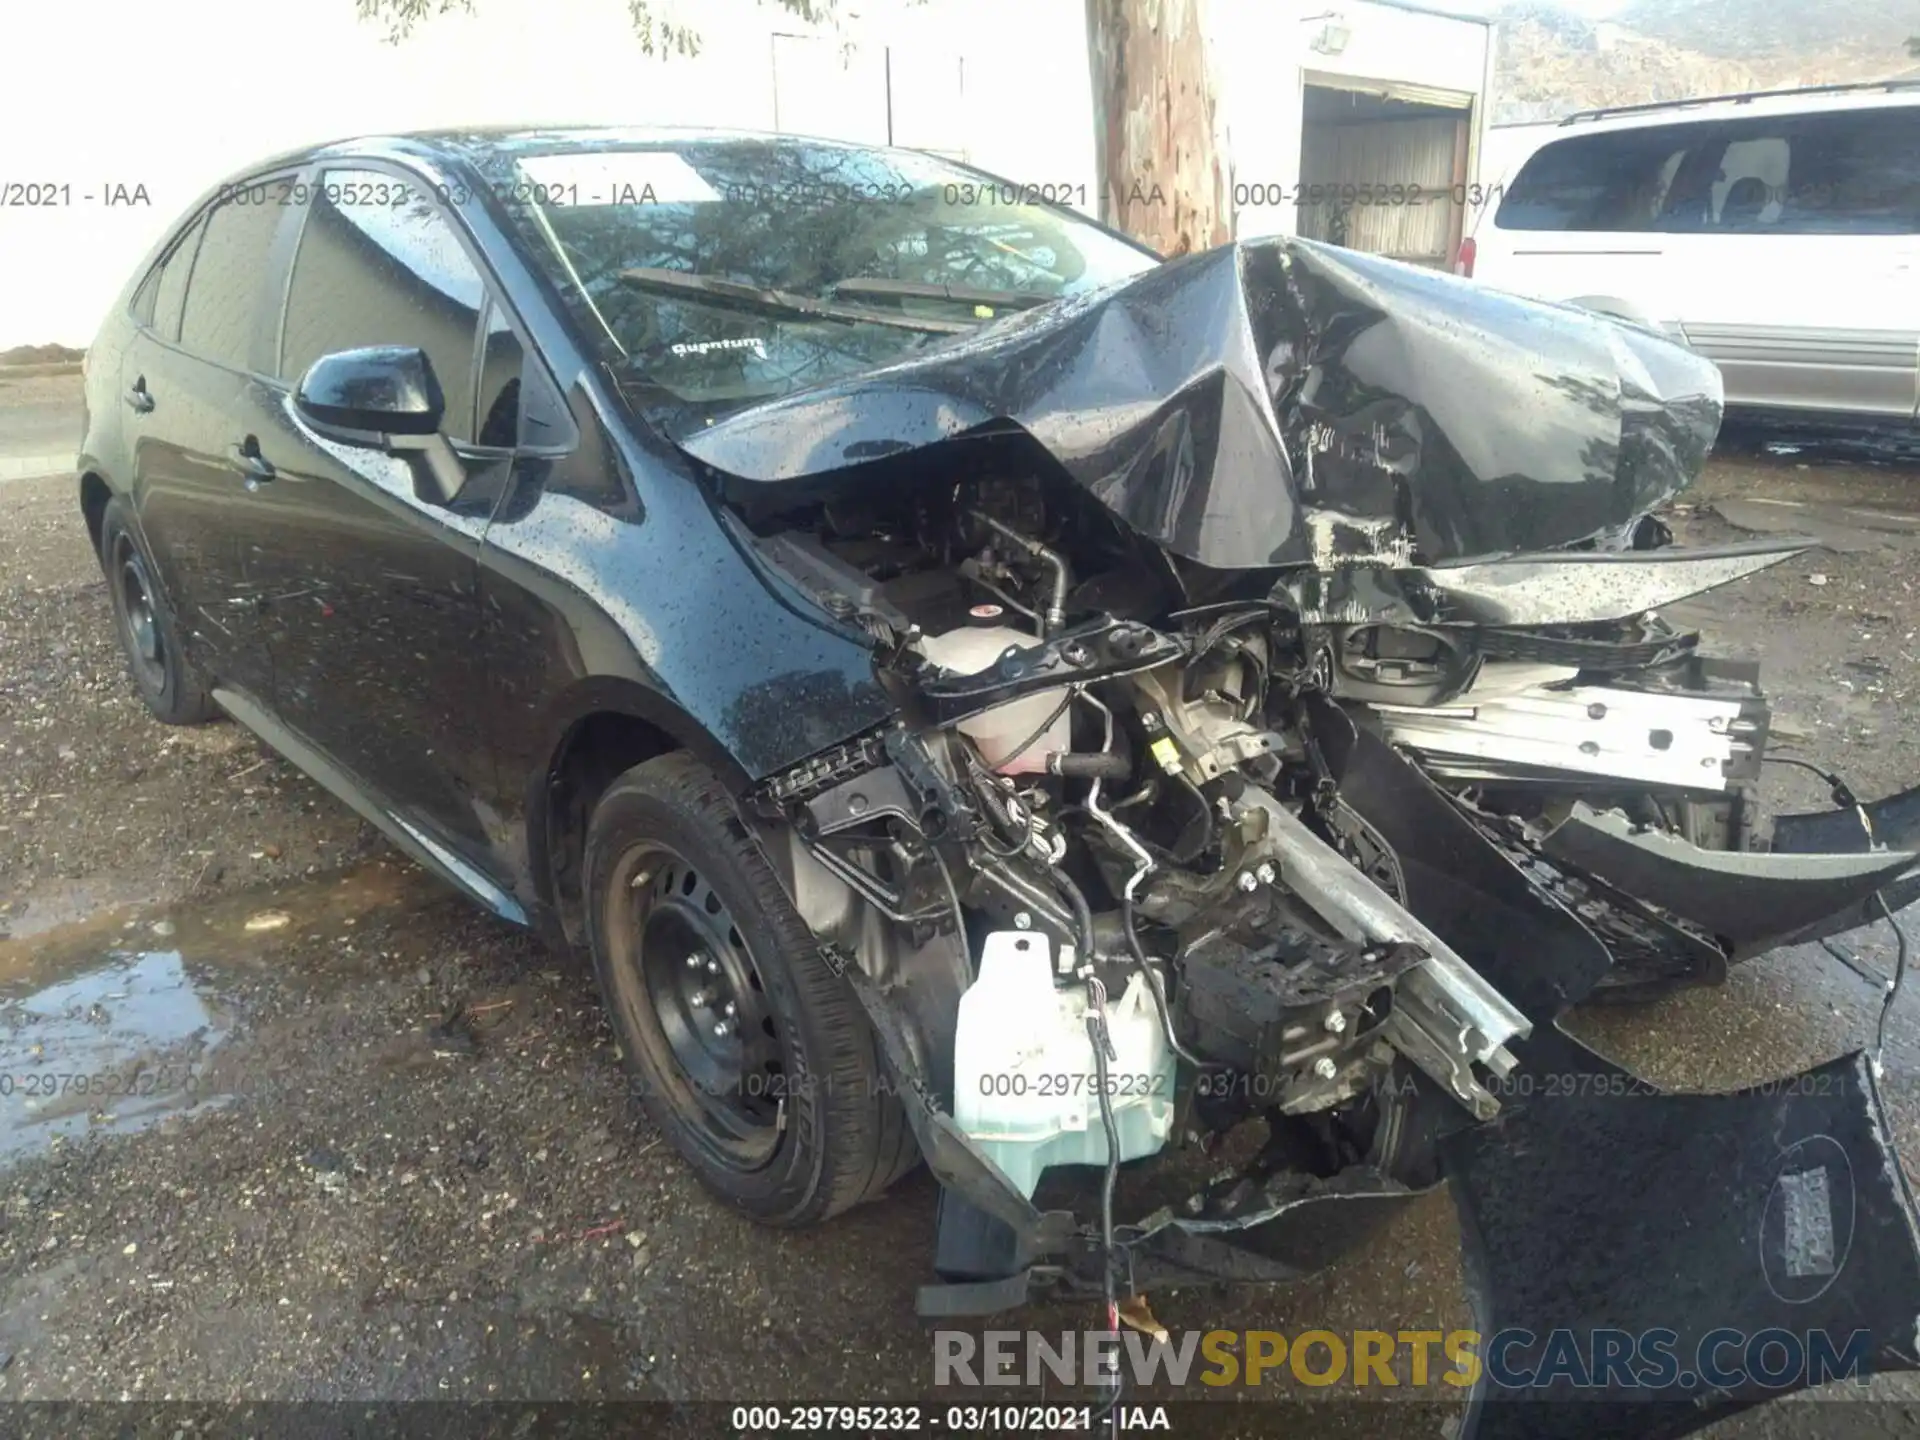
xmin=98 ymin=496 xmax=219 ymax=725
xmin=584 ymin=751 xmax=917 ymax=1226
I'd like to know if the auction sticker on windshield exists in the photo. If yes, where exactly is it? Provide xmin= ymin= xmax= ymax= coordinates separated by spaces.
xmin=517 ymin=151 xmax=723 ymax=206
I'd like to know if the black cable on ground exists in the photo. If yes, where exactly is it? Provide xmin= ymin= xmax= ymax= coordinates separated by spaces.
xmin=1874 ymin=889 xmax=1910 ymax=1066
xmin=1760 ymin=753 xmax=1861 ymax=809
xmin=1765 ymin=757 xmax=1911 ymax=1060
xmin=1760 ymin=754 xmax=1870 ymax=846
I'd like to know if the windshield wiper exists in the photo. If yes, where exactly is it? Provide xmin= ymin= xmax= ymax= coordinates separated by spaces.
xmin=615 ymin=267 xmax=974 ymax=335
xmin=826 ymin=278 xmax=1057 ymax=311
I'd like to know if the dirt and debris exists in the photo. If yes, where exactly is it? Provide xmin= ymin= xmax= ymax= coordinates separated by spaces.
xmin=0 ymin=471 xmax=371 ymax=941
xmin=1 ymin=400 xmax=1918 ymax=1429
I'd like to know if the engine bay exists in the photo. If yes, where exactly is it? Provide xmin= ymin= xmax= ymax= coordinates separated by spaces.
xmin=739 ymin=450 xmax=1895 ymax=1193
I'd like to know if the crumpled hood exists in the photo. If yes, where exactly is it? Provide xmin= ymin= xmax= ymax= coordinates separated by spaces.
xmin=679 ymin=236 xmax=1724 ymax=569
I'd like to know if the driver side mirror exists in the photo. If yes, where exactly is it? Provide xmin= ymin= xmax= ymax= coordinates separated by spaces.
xmin=295 ymin=346 xmax=445 ymax=437
xmin=293 ymin=346 xmax=468 ymax=506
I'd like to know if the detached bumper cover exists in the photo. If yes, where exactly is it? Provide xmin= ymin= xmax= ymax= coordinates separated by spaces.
xmin=1541 ymin=800 xmax=1916 ymax=952
xmin=1447 ymin=1037 xmax=1920 ymax=1440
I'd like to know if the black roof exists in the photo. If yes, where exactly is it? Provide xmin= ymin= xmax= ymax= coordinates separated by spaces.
xmin=267 ymin=125 xmax=895 ymax=174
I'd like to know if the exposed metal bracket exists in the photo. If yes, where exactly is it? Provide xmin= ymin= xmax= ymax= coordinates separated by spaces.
xmin=1235 ymin=788 xmax=1530 ymax=1118
xmin=1374 ymin=668 xmax=1760 ymax=790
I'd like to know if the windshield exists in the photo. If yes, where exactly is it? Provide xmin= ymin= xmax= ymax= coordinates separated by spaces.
xmin=487 ymin=139 xmax=1159 ymax=431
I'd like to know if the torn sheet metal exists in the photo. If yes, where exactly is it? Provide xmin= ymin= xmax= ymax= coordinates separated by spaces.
xmin=1285 ymin=538 xmax=1809 ymax=627
xmin=1129 ymin=1168 xmax=1434 ymax=1288
xmin=679 ymin=238 xmax=1724 ymax=569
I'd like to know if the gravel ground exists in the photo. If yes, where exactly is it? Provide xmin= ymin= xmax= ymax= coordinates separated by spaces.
xmin=4 ymin=384 xmax=1920 ymax=1434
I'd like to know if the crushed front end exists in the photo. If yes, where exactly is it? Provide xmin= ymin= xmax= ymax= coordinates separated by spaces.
xmin=692 ymin=237 xmax=1920 ymax=1436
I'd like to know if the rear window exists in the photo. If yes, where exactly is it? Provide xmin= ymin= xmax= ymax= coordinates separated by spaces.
xmin=178 ymin=191 xmax=288 ymax=370
xmin=134 ymin=216 xmax=205 ymax=343
xmin=1495 ymin=106 xmax=1920 ymax=235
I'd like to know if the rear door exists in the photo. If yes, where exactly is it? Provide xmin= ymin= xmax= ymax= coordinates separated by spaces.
xmin=1477 ymin=120 xmax=1691 ymax=323
xmin=245 ymin=165 xmax=509 ymax=871
xmin=118 ymin=214 xmax=206 ymax=655
xmin=121 ymin=184 xmax=294 ymax=700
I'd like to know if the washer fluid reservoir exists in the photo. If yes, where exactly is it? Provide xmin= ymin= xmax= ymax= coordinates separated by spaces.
xmin=952 ymin=931 xmax=1175 ymax=1198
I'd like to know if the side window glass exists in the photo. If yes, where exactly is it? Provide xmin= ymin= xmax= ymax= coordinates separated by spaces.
xmin=475 ymin=303 xmax=524 ymax=449
xmin=1502 ymin=111 xmax=1920 ymax=238
xmin=149 ymin=218 xmax=204 ymax=342
xmin=280 ymin=168 xmax=486 ymax=439
xmin=178 ymin=194 xmax=285 ymax=369
xmin=132 ymin=268 xmax=159 ymax=328
xmin=1771 ymin=110 xmax=1920 ymax=235
xmin=1496 ymin=127 xmax=1695 ymax=232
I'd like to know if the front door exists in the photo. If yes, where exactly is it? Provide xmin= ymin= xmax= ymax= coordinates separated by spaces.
xmin=244 ymin=166 xmax=506 ymax=869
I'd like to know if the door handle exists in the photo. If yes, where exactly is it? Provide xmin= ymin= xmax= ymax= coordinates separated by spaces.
xmin=228 ymin=439 xmax=277 ymax=488
xmin=124 ymin=379 xmax=155 ymax=414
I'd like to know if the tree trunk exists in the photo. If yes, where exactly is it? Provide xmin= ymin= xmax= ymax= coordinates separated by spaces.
xmin=1084 ymin=0 xmax=1233 ymax=255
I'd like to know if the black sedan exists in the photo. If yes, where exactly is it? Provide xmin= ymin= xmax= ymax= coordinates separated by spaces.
xmin=80 ymin=128 xmax=1920 ymax=1434
xmin=79 ymin=127 xmax=1158 ymax=1227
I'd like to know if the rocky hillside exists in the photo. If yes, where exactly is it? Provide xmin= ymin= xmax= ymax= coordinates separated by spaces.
xmin=1493 ymin=0 xmax=1917 ymax=122
xmin=1620 ymin=0 xmax=1915 ymax=81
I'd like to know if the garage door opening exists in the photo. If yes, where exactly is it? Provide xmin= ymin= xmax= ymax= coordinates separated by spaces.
xmin=1299 ymin=80 xmax=1472 ymax=268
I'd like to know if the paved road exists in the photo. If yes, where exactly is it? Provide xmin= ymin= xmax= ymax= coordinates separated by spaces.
xmin=0 ymin=370 xmax=82 ymax=480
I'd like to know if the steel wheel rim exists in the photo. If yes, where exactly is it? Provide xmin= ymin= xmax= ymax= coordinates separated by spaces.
xmin=114 ymin=536 xmax=166 ymax=689
xmin=609 ymin=841 xmax=785 ymax=1163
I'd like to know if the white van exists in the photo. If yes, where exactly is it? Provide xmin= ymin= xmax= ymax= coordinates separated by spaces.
xmin=1465 ymin=82 xmax=1920 ymax=424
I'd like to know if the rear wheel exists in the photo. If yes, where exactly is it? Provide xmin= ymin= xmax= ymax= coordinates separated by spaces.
xmin=98 ymin=497 xmax=218 ymax=725
xmin=584 ymin=752 xmax=916 ymax=1225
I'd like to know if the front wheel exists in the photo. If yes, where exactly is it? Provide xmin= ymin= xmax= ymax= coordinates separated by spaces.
xmin=583 ymin=751 xmax=917 ymax=1226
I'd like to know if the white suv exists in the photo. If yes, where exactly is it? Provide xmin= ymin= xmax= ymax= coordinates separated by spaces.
xmin=1466 ymin=82 xmax=1920 ymax=424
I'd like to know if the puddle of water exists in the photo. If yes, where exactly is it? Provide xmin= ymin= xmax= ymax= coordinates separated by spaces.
xmin=0 ymin=859 xmax=448 ymax=1163
xmin=1721 ymin=419 xmax=1920 ymax=472
xmin=0 ymin=946 xmax=230 ymax=1160
xmin=0 ymin=858 xmax=437 ymax=981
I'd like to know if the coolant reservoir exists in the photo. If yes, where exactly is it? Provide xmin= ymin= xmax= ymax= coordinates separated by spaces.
xmin=913 ymin=623 xmax=1069 ymax=774
xmin=952 ymin=931 xmax=1176 ymax=1199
